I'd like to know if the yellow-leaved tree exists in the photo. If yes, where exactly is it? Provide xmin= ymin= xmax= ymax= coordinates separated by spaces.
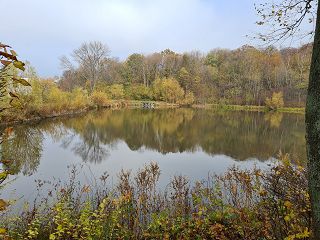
xmin=265 ymin=91 xmax=284 ymax=110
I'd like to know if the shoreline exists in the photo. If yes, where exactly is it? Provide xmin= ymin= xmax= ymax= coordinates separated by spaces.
xmin=0 ymin=101 xmax=305 ymax=127
xmin=193 ymin=104 xmax=305 ymax=114
xmin=0 ymin=100 xmax=180 ymax=127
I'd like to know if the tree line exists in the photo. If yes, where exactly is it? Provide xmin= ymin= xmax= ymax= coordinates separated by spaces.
xmin=58 ymin=41 xmax=312 ymax=107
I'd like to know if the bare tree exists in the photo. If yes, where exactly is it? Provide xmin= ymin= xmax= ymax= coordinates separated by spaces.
xmin=60 ymin=55 xmax=75 ymax=71
xmin=60 ymin=41 xmax=110 ymax=92
xmin=255 ymin=0 xmax=317 ymax=43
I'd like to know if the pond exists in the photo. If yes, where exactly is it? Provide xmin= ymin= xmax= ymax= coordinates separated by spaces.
xmin=1 ymin=108 xmax=306 ymax=201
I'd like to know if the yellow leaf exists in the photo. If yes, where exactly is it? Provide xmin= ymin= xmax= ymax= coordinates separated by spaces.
xmin=0 ymin=228 xmax=6 ymax=235
xmin=9 ymin=98 xmax=22 ymax=109
xmin=284 ymin=201 xmax=293 ymax=209
xmin=0 ymin=172 xmax=8 ymax=181
xmin=13 ymin=60 xmax=25 ymax=71
xmin=12 ymin=77 xmax=31 ymax=87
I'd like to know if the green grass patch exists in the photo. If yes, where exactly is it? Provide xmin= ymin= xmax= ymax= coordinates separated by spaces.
xmin=193 ymin=104 xmax=305 ymax=114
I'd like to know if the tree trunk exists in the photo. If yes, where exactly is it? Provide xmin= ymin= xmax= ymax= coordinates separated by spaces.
xmin=306 ymin=3 xmax=320 ymax=239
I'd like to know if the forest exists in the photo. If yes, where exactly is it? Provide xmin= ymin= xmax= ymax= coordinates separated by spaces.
xmin=58 ymin=42 xmax=311 ymax=107
xmin=0 ymin=42 xmax=311 ymax=123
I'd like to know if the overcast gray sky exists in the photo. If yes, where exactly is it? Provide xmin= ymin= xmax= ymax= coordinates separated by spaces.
xmin=0 ymin=0 xmax=306 ymax=77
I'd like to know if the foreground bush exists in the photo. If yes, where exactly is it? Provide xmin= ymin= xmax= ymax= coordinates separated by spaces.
xmin=0 ymin=155 xmax=311 ymax=240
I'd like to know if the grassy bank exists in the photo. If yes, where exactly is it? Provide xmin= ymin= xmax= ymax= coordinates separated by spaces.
xmin=1 ymin=101 xmax=305 ymax=127
xmin=0 ymin=99 xmax=179 ymax=126
xmin=1 ymin=102 xmax=305 ymax=127
xmin=0 ymin=156 xmax=310 ymax=239
xmin=193 ymin=104 xmax=305 ymax=114
xmin=277 ymin=107 xmax=306 ymax=114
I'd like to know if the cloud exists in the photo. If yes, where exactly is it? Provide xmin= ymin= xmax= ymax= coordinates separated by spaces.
xmin=1 ymin=0 xmax=259 ymax=76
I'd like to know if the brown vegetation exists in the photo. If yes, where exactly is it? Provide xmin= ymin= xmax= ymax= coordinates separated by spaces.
xmin=0 ymin=156 xmax=311 ymax=239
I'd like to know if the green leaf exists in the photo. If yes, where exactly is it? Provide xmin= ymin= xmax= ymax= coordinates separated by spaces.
xmin=13 ymin=60 xmax=25 ymax=71
xmin=13 ymin=77 xmax=31 ymax=87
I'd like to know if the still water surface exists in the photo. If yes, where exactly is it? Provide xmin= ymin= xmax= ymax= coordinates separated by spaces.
xmin=1 ymin=108 xmax=306 ymax=200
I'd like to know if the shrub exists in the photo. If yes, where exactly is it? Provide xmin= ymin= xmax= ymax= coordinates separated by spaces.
xmin=1 ymin=156 xmax=311 ymax=240
xmin=265 ymin=91 xmax=284 ymax=110
xmin=90 ymin=91 xmax=110 ymax=107
xmin=45 ymin=83 xmax=69 ymax=113
xmin=126 ymin=84 xmax=152 ymax=100
xmin=94 ymin=82 xmax=109 ymax=93
xmin=152 ymin=77 xmax=185 ymax=103
xmin=20 ymin=80 xmax=90 ymax=117
xmin=69 ymin=87 xmax=89 ymax=110
xmin=179 ymin=91 xmax=195 ymax=106
xmin=108 ymin=84 xmax=125 ymax=100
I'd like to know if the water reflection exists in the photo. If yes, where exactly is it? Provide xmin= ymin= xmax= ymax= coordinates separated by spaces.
xmin=0 ymin=108 xmax=306 ymax=176
xmin=1 ymin=125 xmax=43 ymax=175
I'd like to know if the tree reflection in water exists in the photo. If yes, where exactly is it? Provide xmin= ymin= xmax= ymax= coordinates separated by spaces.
xmin=0 ymin=125 xmax=43 ymax=176
xmin=0 ymin=108 xmax=306 ymax=176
